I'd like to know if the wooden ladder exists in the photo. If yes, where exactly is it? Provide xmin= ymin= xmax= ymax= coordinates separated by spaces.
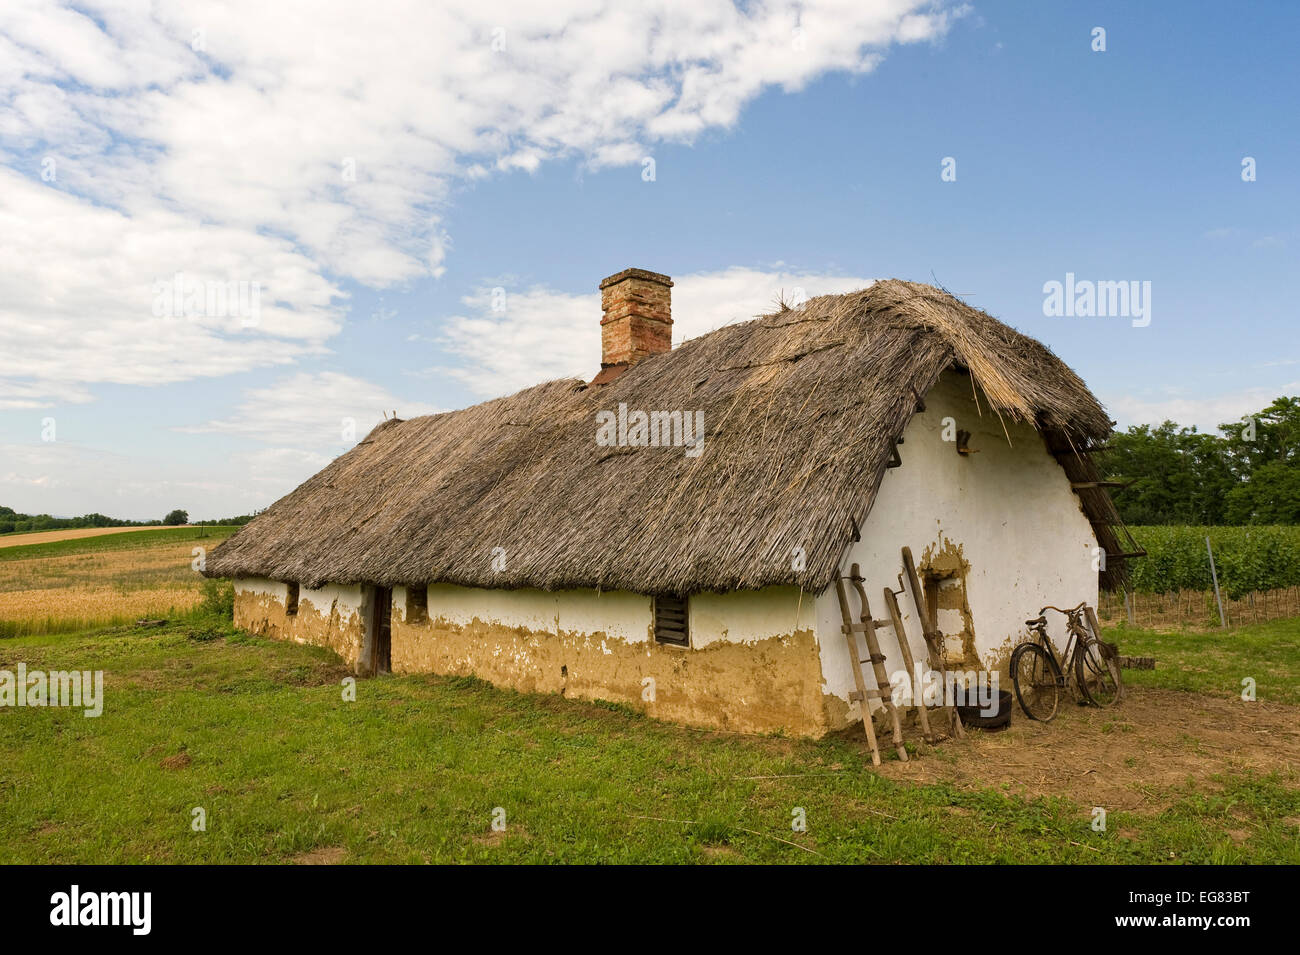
xmin=835 ymin=563 xmax=907 ymax=766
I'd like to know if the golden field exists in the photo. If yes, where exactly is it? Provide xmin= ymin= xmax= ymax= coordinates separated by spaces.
xmin=0 ymin=525 xmax=177 ymax=549
xmin=0 ymin=528 xmax=236 ymax=636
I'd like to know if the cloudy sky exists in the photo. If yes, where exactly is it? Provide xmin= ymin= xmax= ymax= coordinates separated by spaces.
xmin=1 ymin=0 xmax=1296 ymax=520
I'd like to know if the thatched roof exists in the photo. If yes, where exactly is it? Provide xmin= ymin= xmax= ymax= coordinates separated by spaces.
xmin=206 ymin=280 xmax=1128 ymax=593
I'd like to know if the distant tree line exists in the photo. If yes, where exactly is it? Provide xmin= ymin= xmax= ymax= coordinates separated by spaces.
xmin=0 ymin=506 xmax=260 ymax=535
xmin=1103 ymin=396 xmax=1300 ymax=525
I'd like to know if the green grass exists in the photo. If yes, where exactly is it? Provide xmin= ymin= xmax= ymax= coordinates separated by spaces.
xmin=1103 ymin=618 xmax=1300 ymax=705
xmin=2 ymin=617 xmax=1297 ymax=863
xmin=0 ymin=526 xmax=239 ymax=563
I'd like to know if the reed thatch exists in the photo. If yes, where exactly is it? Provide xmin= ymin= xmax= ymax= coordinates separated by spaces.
xmin=206 ymin=280 xmax=1128 ymax=593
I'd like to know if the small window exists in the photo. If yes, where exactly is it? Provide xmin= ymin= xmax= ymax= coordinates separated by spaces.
xmin=654 ymin=594 xmax=689 ymax=647
xmin=285 ymin=582 xmax=300 ymax=616
xmin=407 ymin=585 xmax=428 ymax=624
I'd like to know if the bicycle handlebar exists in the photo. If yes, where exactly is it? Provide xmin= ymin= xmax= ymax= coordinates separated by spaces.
xmin=1038 ymin=601 xmax=1087 ymax=616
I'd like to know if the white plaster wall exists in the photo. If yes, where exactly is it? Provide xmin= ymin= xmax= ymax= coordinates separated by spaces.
xmin=306 ymin=582 xmax=365 ymax=620
xmin=235 ymin=578 xmax=365 ymax=619
xmin=399 ymin=584 xmax=649 ymax=644
xmin=233 ymin=577 xmax=284 ymax=598
xmin=240 ymin=577 xmax=809 ymax=653
xmin=389 ymin=582 xmax=812 ymax=649
xmin=815 ymin=371 xmax=1099 ymax=714
xmin=689 ymin=587 xmax=817 ymax=647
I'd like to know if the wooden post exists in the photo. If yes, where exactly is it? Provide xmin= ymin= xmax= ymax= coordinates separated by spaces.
xmin=901 ymin=547 xmax=964 ymax=739
xmin=357 ymin=585 xmax=377 ymax=676
xmin=1124 ymin=588 xmax=1134 ymax=626
xmin=884 ymin=587 xmax=933 ymax=743
xmin=1206 ymin=536 xmax=1226 ymax=628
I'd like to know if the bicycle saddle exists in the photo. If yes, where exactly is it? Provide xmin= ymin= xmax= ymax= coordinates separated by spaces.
xmin=1025 ymin=616 xmax=1046 ymax=627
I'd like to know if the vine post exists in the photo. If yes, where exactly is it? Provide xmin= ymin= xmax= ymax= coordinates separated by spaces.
xmin=1206 ymin=536 xmax=1226 ymax=628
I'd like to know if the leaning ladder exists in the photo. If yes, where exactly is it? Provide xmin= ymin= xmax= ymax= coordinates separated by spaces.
xmin=834 ymin=563 xmax=908 ymax=766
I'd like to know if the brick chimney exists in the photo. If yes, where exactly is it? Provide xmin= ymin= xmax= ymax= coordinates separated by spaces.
xmin=599 ymin=268 xmax=673 ymax=370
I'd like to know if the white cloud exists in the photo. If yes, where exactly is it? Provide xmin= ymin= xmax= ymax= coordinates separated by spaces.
xmin=1202 ymin=226 xmax=1287 ymax=249
xmin=182 ymin=371 xmax=441 ymax=448
xmin=0 ymin=440 xmax=330 ymax=520
xmin=0 ymin=372 xmax=438 ymax=519
xmin=0 ymin=1 xmax=962 ymax=516
xmin=0 ymin=167 xmax=343 ymax=408
xmin=1 ymin=0 xmax=957 ymax=282
xmin=1109 ymin=382 xmax=1300 ymax=432
xmin=242 ymin=447 xmax=333 ymax=485
xmin=435 ymin=266 xmax=876 ymax=396
xmin=0 ymin=1 xmax=956 ymax=404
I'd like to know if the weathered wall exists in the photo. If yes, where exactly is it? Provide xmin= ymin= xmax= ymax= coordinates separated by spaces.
xmin=233 ymin=577 xmax=367 ymax=668
xmin=816 ymin=370 xmax=1100 ymax=730
xmin=387 ymin=583 xmax=827 ymax=736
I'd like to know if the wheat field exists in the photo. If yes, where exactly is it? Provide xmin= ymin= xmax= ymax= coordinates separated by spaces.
xmin=0 ymin=528 xmax=237 ymax=637
xmin=0 ymin=525 xmax=174 ymax=549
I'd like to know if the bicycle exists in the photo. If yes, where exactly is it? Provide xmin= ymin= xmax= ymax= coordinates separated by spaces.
xmin=1010 ymin=602 xmax=1123 ymax=721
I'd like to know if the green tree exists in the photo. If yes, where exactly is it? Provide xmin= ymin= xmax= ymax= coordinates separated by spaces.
xmin=162 ymin=509 xmax=189 ymax=526
xmin=1220 ymin=396 xmax=1300 ymax=478
xmin=1223 ymin=462 xmax=1300 ymax=524
xmin=1104 ymin=422 xmax=1232 ymax=524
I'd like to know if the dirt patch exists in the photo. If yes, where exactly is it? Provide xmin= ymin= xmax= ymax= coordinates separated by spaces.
xmin=473 ymin=825 xmax=529 ymax=846
xmin=292 ymin=846 xmax=346 ymax=865
xmin=160 ymin=752 xmax=192 ymax=770
xmin=874 ymin=687 xmax=1300 ymax=813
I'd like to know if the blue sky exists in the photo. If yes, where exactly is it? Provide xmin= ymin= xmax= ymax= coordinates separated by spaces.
xmin=1 ymin=1 xmax=1296 ymax=519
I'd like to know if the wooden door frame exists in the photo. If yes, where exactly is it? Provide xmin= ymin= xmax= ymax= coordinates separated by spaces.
xmin=359 ymin=585 xmax=393 ymax=676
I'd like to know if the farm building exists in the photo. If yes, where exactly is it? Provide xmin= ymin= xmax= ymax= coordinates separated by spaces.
xmin=205 ymin=269 xmax=1135 ymax=737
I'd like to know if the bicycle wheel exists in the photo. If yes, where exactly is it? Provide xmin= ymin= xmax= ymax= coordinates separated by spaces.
xmin=1074 ymin=637 xmax=1122 ymax=706
xmin=1011 ymin=643 xmax=1060 ymax=721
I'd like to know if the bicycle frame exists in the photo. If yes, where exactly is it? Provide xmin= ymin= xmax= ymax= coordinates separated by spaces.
xmin=1028 ymin=604 xmax=1092 ymax=700
xmin=1014 ymin=601 xmax=1122 ymax=719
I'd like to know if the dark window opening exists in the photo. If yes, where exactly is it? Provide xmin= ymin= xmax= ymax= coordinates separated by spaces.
xmin=654 ymin=594 xmax=689 ymax=647
xmin=407 ymin=585 xmax=428 ymax=624
xmin=285 ymin=582 xmax=300 ymax=616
